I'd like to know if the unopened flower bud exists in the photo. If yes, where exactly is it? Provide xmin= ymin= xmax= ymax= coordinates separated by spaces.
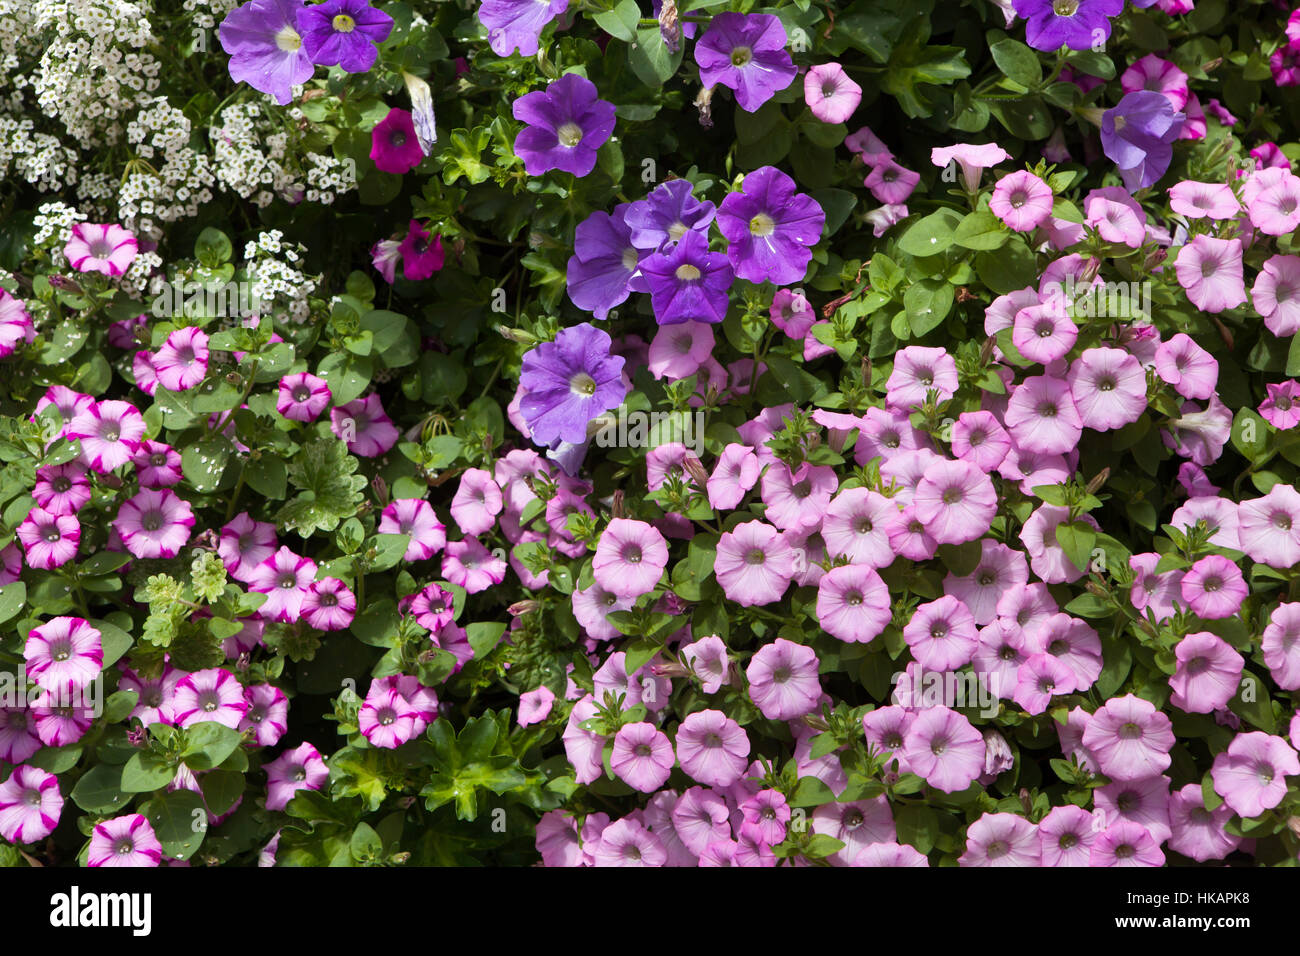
xmin=694 ymin=85 xmax=715 ymax=129
xmin=658 ymin=0 xmax=681 ymax=52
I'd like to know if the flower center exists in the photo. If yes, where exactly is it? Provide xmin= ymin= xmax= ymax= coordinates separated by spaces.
xmin=730 ymin=45 xmax=752 ymax=67
xmin=557 ymin=122 xmax=584 ymax=148
xmin=332 ymin=13 xmax=356 ymax=32
xmin=141 ymin=513 xmax=163 ymax=532
xmin=749 ymin=213 xmax=775 ymax=237
xmin=621 ymin=247 xmax=639 ymax=271
xmin=667 ymin=222 xmax=688 ymax=242
xmin=675 ymin=263 xmax=702 ymax=281
xmin=745 ymin=548 xmax=765 ymax=566
xmin=569 ymin=372 xmax=597 ymax=397
xmin=274 ymin=25 xmax=302 ymax=52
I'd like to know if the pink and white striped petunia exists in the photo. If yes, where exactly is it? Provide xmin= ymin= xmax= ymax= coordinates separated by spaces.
xmin=87 ymin=813 xmax=162 ymax=867
xmin=65 ymin=223 xmax=139 ymax=277
xmin=16 ymin=506 xmax=80 ymax=570
xmin=0 ymin=765 xmax=64 ymax=845
xmin=172 ymin=667 xmax=249 ymax=729
xmin=152 ymin=327 xmax=210 ymax=392
xmin=24 ymin=616 xmax=102 ymax=695
xmin=276 ymin=371 xmax=333 ymax=422
xmin=245 ymin=546 xmax=319 ymax=622
xmin=0 ymin=289 xmax=35 ymax=358
xmin=112 ymin=488 xmax=196 ymax=560
xmin=66 ymin=400 xmax=146 ymax=473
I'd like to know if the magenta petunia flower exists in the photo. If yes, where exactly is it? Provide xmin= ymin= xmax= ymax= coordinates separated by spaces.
xmin=694 ymin=13 xmax=796 ymax=113
xmin=370 ymin=108 xmax=423 ymax=173
xmin=132 ymin=441 xmax=183 ymax=488
xmin=113 ymin=488 xmax=196 ymax=560
xmin=301 ymin=577 xmax=356 ymax=631
xmin=119 ymin=665 xmax=183 ymax=727
xmin=277 ymin=371 xmax=332 ymax=422
xmin=397 ymin=219 xmax=444 ymax=280
xmin=239 ymin=683 xmax=288 ymax=747
xmin=65 ymin=222 xmax=138 ymax=277
xmin=219 ymin=0 xmax=315 ymax=105
xmin=441 ymin=537 xmax=509 ymax=594
xmin=0 ymin=290 xmax=34 ymax=358
xmin=358 ymin=683 xmax=420 ymax=749
xmin=87 ymin=814 xmax=162 ymax=868
xmin=264 ymin=742 xmax=329 ymax=811
xmin=152 ymin=327 xmax=210 ymax=392
xmin=716 ymin=165 xmax=825 ymax=286
xmin=33 ymin=462 xmax=90 ymax=516
xmin=512 ymin=72 xmax=616 ymax=178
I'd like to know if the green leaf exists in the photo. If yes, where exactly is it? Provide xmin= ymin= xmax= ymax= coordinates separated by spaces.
xmin=1054 ymin=521 xmax=1096 ymax=574
xmin=277 ymin=439 xmax=368 ymax=537
xmin=790 ymin=775 xmax=837 ymax=808
xmin=246 ymin=454 xmax=287 ymax=499
xmin=628 ymin=24 xmax=685 ymax=87
xmin=593 ymin=0 xmax=639 ymax=41
xmin=121 ymin=751 xmax=177 ymax=793
xmin=904 ymin=279 xmax=954 ymax=337
xmin=898 ymin=208 xmax=963 ymax=258
xmin=0 ymin=581 xmax=25 ymax=625
xmin=71 ymin=762 xmax=133 ymax=814
xmin=952 ymin=210 xmax=1009 ymax=251
xmin=990 ymin=38 xmax=1042 ymax=88
xmin=182 ymin=435 xmax=232 ymax=492
xmin=143 ymin=789 xmax=207 ymax=861
xmin=182 ymin=721 xmax=244 ymax=771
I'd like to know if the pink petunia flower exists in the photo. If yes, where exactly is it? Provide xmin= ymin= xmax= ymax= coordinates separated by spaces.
xmin=378 ymin=498 xmax=447 ymax=562
xmin=989 ymin=170 xmax=1053 ymax=232
xmin=87 ymin=814 xmax=161 ymax=868
xmin=330 ymin=393 xmax=400 ymax=457
xmin=173 ymin=668 xmax=249 ymax=729
xmin=276 ymin=372 xmax=332 ymax=422
xmin=65 ymin=223 xmax=138 ymax=277
xmin=113 ymin=488 xmax=196 ymax=559
xmin=803 ymin=62 xmax=861 ymax=124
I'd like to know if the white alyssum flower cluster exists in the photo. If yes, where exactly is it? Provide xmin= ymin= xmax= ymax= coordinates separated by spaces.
xmin=211 ymin=102 xmax=356 ymax=208
xmin=244 ymin=231 xmax=321 ymax=324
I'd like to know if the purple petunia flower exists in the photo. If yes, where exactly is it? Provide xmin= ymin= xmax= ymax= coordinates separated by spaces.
xmin=1101 ymin=91 xmax=1186 ymax=192
xmin=1012 ymin=0 xmax=1124 ymax=52
xmin=478 ymin=0 xmax=568 ymax=58
xmin=298 ymin=0 xmax=392 ymax=72
xmin=639 ymin=229 xmax=734 ymax=326
xmin=566 ymin=204 xmax=648 ymax=320
xmin=512 ymin=73 xmax=617 ymax=178
xmin=624 ymin=179 xmax=717 ymax=253
xmin=694 ymin=13 xmax=797 ymax=113
xmin=717 ymin=166 xmax=825 ymax=285
xmin=519 ymin=323 xmax=628 ymax=446
xmin=219 ymin=0 xmax=316 ymax=106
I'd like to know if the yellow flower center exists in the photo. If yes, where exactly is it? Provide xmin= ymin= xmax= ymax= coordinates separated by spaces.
xmin=731 ymin=46 xmax=752 ymax=67
xmin=332 ymin=13 xmax=356 ymax=32
xmin=749 ymin=213 xmax=776 ymax=237
xmin=675 ymin=263 xmax=702 ymax=281
xmin=570 ymin=372 xmax=597 ymax=396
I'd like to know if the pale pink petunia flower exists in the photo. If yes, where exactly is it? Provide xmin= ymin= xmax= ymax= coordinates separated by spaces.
xmin=1251 ymin=254 xmax=1300 ymax=336
xmin=1210 ymin=731 xmax=1300 ymax=819
xmin=902 ymin=706 xmax=984 ymax=793
xmin=989 ymin=170 xmax=1053 ymax=232
xmin=746 ymin=638 xmax=821 ymax=721
xmin=441 ymin=537 xmax=508 ymax=594
xmin=1168 ymin=180 xmax=1240 ymax=220
xmin=517 ymin=685 xmax=556 ymax=726
xmin=803 ymin=62 xmax=861 ymax=124
xmin=1173 ymin=235 xmax=1246 ymax=313
xmin=930 ymin=143 xmax=1010 ymax=192
xmin=330 ymin=393 xmax=400 ymax=457
xmin=378 ymin=498 xmax=447 ymax=562
xmin=714 ymin=520 xmax=796 ymax=607
xmin=958 ymin=812 xmax=1040 ymax=867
